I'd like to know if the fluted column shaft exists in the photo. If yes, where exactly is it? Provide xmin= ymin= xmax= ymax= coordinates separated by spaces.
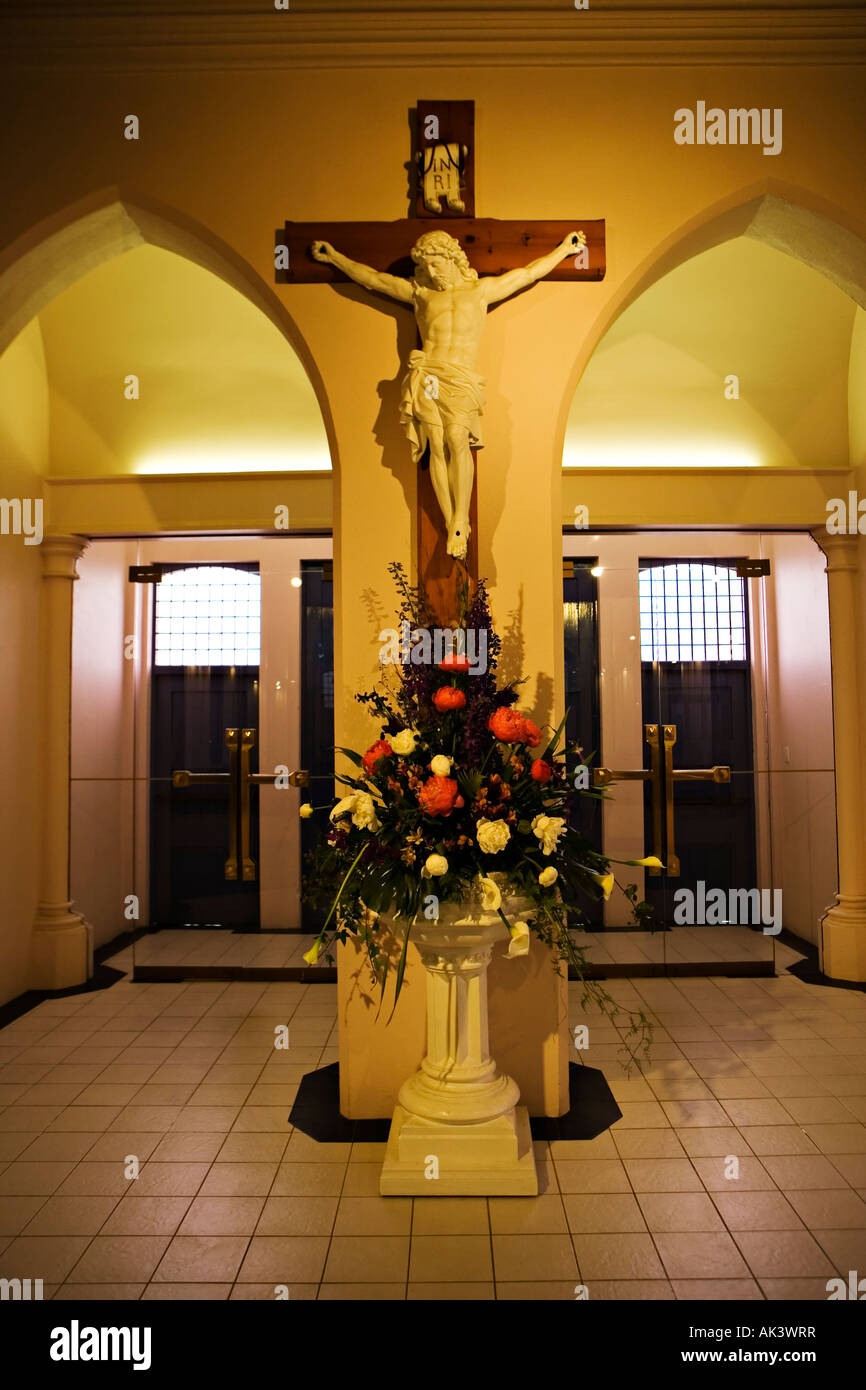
xmin=812 ymin=530 xmax=866 ymax=981
xmin=30 ymin=535 xmax=92 ymax=990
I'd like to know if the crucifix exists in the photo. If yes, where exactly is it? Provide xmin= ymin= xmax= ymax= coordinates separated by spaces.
xmin=276 ymin=100 xmax=605 ymax=623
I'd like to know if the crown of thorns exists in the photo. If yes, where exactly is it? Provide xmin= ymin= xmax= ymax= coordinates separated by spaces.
xmin=410 ymin=231 xmax=478 ymax=281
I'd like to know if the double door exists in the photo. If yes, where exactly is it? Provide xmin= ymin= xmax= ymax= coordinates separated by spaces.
xmin=141 ymin=544 xmax=333 ymax=932
xmin=566 ymin=537 xmax=837 ymax=965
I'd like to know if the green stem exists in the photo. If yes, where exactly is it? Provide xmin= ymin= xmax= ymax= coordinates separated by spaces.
xmin=318 ymin=846 xmax=367 ymax=938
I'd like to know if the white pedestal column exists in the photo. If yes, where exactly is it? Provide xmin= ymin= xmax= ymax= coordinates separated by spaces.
xmin=380 ymin=901 xmax=538 ymax=1195
xmin=813 ymin=531 xmax=866 ymax=981
xmin=30 ymin=535 xmax=93 ymax=991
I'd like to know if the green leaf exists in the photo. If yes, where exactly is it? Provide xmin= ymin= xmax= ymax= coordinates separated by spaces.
xmin=387 ymin=920 xmax=413 ymax=1023
xmin=540 ymin=710 xmax=569 ymax=762
xmin=375 ymin=952 xmax=390 ymax=1022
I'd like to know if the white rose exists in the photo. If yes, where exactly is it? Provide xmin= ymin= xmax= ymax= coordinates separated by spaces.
xmin=538 ymin=866 xmax=558 ymax=887
xmin=422 ymin=853 xmax=448 ymax=877
xmin=351 ymin=792 xmax=381 ymax=832
xmin=506 ymin=923 xmax=530 ymax=959
xmin=391 ymin=729 xmax=417 ymax=756
xmin=476 ymin=818 xmax=511 ymax=854
xmin=330 ymin=793 xmax=358 ymax=822
xmin=479 ymin=875 xmax=502 ymax=911
xmin=429 ymin=754 xmax=452 ymax=777
xmin=299 ymin=803 xmax=314 ymax=819
xmin=531 ymin=813 xmax=566 ymax=856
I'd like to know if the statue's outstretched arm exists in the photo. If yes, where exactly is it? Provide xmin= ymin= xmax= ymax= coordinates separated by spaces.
xmin=310 ymin=241 xmax=414 ymax=304
xmin=483 ymin=231 xmax=586 ymax=305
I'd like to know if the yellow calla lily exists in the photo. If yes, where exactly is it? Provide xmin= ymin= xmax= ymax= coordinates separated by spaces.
xmin=302 ymin=939 xmax=322 ymax=966
xmin=588 ymin=869 xmax=616 ymax=900
xmin=634 ymin=856 xmax=664 ymax=870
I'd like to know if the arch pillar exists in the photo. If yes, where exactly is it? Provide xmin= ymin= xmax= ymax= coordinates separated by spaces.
xmin=30 ymin=534 xmax=93 ymax=990
xmin=812 ymin=529 xmax=866 ymax=981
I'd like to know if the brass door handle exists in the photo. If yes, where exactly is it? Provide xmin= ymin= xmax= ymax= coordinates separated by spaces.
xmin=225 ymin=728 xmax=240 ymax=881
xmin=592 ymin=768 xmax=651 ymax=787
xmin=645 ymin=724 xmax=664 ymax=874
xmin=247 ymin=768 xmax=310 ymax=787
xmin=172 ymin=770 xmax=230 ymax=787
xmin=170 ymin=735 xmax=308 ymax=889
xmin=672 ymin=766 xmax=731 ymax=783
xmin=239 ymin=728 xmax=256 ymax=882
xmin=662 ymin=725 xmax=679 ymax=876
xmin=591 ymin=728 xmax=664 ymax=876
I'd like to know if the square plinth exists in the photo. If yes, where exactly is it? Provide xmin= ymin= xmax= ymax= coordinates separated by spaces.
xmin=379 ymin=1104 xmax=538 ymax=1195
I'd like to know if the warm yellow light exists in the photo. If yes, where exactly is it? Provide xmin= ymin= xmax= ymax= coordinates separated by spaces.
xmin=290 ymin=577 xmax=303 ymax=588
xmin=563 ymin=444 xmax=760 ymax=469
xmin=134 ymin=447 xmax=331 ymax=475
xmin=590 ymin=565 xmax=604 ymax=577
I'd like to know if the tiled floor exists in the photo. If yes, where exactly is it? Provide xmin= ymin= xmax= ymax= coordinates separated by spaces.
xmin=1 ymin=942 xmax=865 ymax=1300
xmin=131 ymin=923 xmax=775 ymax=974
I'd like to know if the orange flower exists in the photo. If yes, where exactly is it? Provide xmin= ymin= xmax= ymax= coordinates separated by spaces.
xmin=418 ymin=775 xmax=459 ymax=816
xmin=488 ymin=707 xmax=526 ymax=742
xmin=489 ymin=707 xmax=542 ymax=747
xmin=362 ymin=739 xmax=392 ymax=774
xmin=439 ymin=652 xmax=471 ymax=673
xmin=531 ymin=759 xmax=552 ymax=782
xmin=433 ymin=686 xmax=466 ymax=712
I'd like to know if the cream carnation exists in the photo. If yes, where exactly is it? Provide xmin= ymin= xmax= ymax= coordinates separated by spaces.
xmin=531 ymin=813 xmax=566 ymax=856
xmin=390 ymin=729 xmax=417 ymax=756
xmin=538 ymin=866 xmax=558 ymax=887
xmin=351 ymin=792 xmax=381 ymax=831
xmin=422 ymin=853 xmax=449 ymax=877
xmin=429 ymin=754 xmax=452 ymax=777
xmin=476 ymin=818 xmax=511 ymax=854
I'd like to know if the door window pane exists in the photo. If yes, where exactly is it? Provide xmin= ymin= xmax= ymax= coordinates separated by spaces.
xmin=154 ymin=565 xmax=261 ymax=666
xmin=639 ymin=562 xmax=747 ymax=661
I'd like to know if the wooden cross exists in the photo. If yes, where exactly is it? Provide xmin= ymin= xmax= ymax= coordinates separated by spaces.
xmin=276 ymin=100 xmax=605 ymax=625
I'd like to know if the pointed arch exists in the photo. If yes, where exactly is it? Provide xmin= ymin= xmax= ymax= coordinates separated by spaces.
xmin=0 ymin=185 xmax=338 ymax=472
xmin=554 ymin=180 xmax=866 ymax=464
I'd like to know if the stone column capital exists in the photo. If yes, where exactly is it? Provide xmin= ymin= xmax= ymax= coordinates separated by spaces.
xmin=810 ymin=529 xmax=861 ymax=572
xmin=40 ymin=534 xmax=89 ymax=580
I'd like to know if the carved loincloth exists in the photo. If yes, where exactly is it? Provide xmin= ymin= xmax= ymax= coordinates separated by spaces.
xmin=399 ymin=350 xmax=486 ymax=463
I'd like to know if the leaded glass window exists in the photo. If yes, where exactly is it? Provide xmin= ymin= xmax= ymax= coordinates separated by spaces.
xmin=638 ymin=562 xmax=747 ymax=662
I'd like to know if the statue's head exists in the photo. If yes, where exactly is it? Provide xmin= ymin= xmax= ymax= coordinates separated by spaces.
xmin=411 ymin=230 xmax=478 ymax=289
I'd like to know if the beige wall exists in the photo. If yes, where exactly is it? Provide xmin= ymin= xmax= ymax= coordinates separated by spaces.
xmin=70 ymin=539 xmax=137 ymax=949
xmin=0 ymin=322 xmax=48 ymax=1003
xmin=762 ymin=534 xmax=837 ymax=943
xmin=2 ymin=26 xmax=866 ymax=998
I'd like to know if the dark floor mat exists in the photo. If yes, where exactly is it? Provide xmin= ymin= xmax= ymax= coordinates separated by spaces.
xmin=288 ymin=1061 xmax=621 ymax=1143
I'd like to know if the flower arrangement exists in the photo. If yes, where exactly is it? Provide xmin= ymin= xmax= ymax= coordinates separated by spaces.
xmin=301 ymin=564 xmax=655 ymax=1065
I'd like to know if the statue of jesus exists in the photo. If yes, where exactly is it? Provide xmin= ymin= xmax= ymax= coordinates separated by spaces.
xmin=311 ymin=228 xmax=585 ymax=560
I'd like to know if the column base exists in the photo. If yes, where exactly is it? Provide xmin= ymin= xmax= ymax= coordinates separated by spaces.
xmin=30 ymin=904 xmax=93 ymax=991
xmin=379 ymin=1103 xmax=538 ymax=1195
xmin=819 ymin=897 xmax=866 ymax=982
